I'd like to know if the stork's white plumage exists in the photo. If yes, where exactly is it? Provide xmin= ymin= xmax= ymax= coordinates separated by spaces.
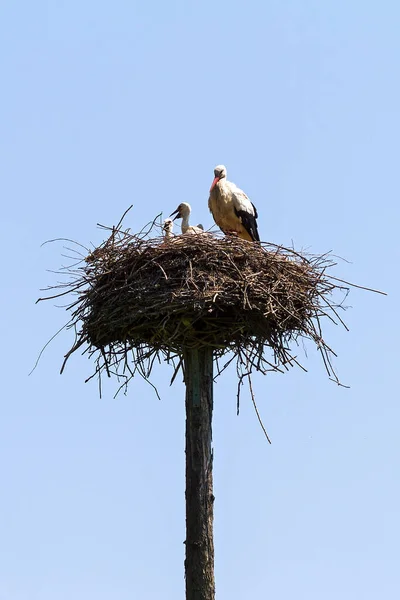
xmin=208 ymin=165 xmax=260 ymax=242
xmin=170 ymin=202 xmax=205 ymax=235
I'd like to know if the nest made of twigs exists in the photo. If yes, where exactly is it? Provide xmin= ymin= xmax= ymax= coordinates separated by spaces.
xmin=36 ymin=207 xmax=370 ymax=394
xmin=84 ymin=234 xmax=331 ymax=354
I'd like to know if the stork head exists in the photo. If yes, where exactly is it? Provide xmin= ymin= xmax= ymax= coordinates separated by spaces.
xmin=210 ymin=165 xmax=227 ymax=192
xmin=162 ymin=218 xmax=174 ymax=235
xmin=169 ymin=202 xmax=191 ymax=220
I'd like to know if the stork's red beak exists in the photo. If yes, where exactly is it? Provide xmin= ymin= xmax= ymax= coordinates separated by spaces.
xmin=210 ymin=176 xmax=220 ymax=192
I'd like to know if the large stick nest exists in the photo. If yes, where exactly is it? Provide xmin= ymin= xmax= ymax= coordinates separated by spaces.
xmin=39 ymin=209 xmax=382 ymax=396
xmin=84 ymin=232 xmax=338 ymax=355
xmin=38 ymin=210 xmax=382 ymax=393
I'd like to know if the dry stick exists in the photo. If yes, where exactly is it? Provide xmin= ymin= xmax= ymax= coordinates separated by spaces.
xmin=242 ymin=349 xmax=273 ymax=443
xmin=170 ymin=356 xmax=183 ymax=386
xmin=328 ymin=276 xmax=387 ymax=295
xmin=236 ymin=374 xmax=247 ymax=415
xmin=247 ymin=373 xmax=272 ymax=444
xmin=36 ymin=282 xmax=84 ymax=303
xmin=60 ymin=337 xmax=87 ymax=374
xmin=41 ymin=237 xmax=90 ymax=253
xmin=29 ymin=321 xmax=70 ymax=375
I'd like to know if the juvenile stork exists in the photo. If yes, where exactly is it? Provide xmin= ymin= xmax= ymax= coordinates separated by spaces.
xmin=162 ymin=218 xmax=174 ymax=240
xmin=170 ymin=202 xmax=204 ymax=235
xmin=208 ymin=165 xmax=260 ymax=242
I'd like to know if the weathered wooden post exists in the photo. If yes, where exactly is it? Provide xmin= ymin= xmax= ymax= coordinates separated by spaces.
xmin=184 ymin=348 xmax=215 ymax=600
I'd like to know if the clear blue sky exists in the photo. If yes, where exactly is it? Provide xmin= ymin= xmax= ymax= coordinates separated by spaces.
xmin=1 ymin=1 xmax=399 ymax=598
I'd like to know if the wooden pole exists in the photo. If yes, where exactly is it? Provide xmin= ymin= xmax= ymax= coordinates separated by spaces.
xmin=184 ymin=347 xmax=215 ymax=600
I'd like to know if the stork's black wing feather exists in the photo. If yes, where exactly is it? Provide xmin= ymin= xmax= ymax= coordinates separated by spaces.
xmin=234 ymin=207 xmax=260 ymax=242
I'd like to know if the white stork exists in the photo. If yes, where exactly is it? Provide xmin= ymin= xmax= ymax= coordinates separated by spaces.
xmin=170 ymin=202 xmax=205 ymax=235
xmin=162 ymin=218 xmax=174 ymax=240
xmin=208 ymin=165 xmax=260 ymax=242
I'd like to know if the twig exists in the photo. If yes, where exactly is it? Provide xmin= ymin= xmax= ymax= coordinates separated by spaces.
xmin=247 ymin=374 xmax=271 ymax=444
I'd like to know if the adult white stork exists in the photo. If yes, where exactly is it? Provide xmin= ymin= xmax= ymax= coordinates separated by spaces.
xmin=170 ymin=202 xmax=205 ymax=235
xmin=208 ymin=165 xmax=260 ymax=242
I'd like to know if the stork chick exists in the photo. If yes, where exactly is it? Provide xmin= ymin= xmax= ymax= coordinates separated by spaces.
xmin=162 ymin=218 xmax=174 ymax=240
xmin=208 ymin=165 xmax=260 ymax=242
xmin=170 ymin=202 xmax=204 ymax=235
